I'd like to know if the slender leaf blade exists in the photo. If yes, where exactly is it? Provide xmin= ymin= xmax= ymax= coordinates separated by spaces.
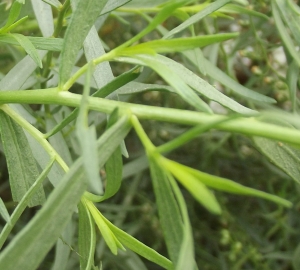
xmin=0 ymin=111 xmax=45 ymax=207
xmin=59 ymin=0 xmax=109 ymax=87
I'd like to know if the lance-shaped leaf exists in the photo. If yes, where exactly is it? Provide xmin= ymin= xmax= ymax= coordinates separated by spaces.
xmin=59 ymin=0 xmax=109 ymax=87
xmin=99 ymin=208 xmax=173 ymax=270
xmin=78 ymin=201 xmax=96 ymax=270
xmin=0 ymin=35 xmax=63 ymax=51
xmin=121 ymin=33 xmax=238 ymax=55
xmin=149 ymin=157 xmax=184 ymax=265
xmin=0 ymin=111 xmax=45 ymax=207
xmin=10 ymin=33 xmax=43 ymax=68
xmin=0 ymin=0 xmax=22 ymax=33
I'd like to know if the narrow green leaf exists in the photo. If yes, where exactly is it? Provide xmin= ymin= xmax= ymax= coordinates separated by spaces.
xmin=121 ymin=33 xmax=238 ymax=55
xmin=160 ymin=157 xmax=222 ymax=215
xmin=148 ymin=157 xmax=183 ymax=265
xmin=100 ymin=209 xmax=174 ymax=270
xmin=0 ymin=157 xmax=86 ymax=270
xmin=51 ymin=221 xmax=74 ymax=270
xmin=31 ymin=0 xmax=54 ymax=37
xmin=101 ymin=0 xmax=130 ymax=15
xmin=274 ymin=0 xmax=300 ymax=46
xmin=0 ymin=197 xmax=10 ymax=222
xmin=272 ymin=1 xmax=300 ymax=67
xmin=0 ymin=35 xmax=63 ymax=51
xmin=0 ymin=0 xmax=22 ymax=32
xmin=116 ymin=54 xmax=256 ymax=114
xmin=78 ymin=201 xmax=96 ymax=270
xmin=76 ymin=63 xmax=103 ymax=194
xmin=286 ymin=60 xmax=299 ymax=112
xmin=59 ymin=0 xmax=109 ymax=87
xmin=0 ymin=158 xmax=55 ymax=250
xmin=174 ymin=159 xmax=292 ymax=208
xmin=220 ymin=4 xmax=269 ymax=20
xmin=10 ymin=33 xmax=43 ymax=68
xmin=118 ymin=0 xmax=189 ymax=49
xmin=85 ymin=199 xmax=125 ymax=255
xmin=254 ymin=137 xmax=300 ymax=186
xmin=127 ymin=54 xmax=213 ymax=113
xmin=164 ymin=0 xmax=231 ymax=39
xmin=46 ymin=68 xmax=138 ymax=138
xmin=0 ymin=111 xmax=45 ymax=207
xmin=200 ymin=56 xmax=275 ymax=104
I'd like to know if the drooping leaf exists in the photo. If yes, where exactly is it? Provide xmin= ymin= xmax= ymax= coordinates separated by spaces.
xmin=85 ymin=199 xmax=125 ymax=255
xmin=59 ymin=0 xmax=109 ymax=87
xmin=100 ymin=209 xmax=174 ymax=270
xmin=0 ymin=110 xmax=45 ymax=207
xmin=10 ymin=33 xmax=43 ymax=68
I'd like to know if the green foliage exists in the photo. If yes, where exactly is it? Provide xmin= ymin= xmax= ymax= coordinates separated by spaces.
xmin=0 ymin=0 xmax=300 ymax=269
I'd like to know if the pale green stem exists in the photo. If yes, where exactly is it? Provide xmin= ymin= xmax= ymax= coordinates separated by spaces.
xmin=0 ymin=90 xmax=300 ymax=147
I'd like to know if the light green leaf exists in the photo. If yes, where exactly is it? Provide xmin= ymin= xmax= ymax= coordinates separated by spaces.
xmin=0 ymin=0 xmax=22 ymax=32
xmin=100 ymin=209 xmax=174 ymax=270
xmin=220 ymin=4 xmax=269 ymax=20
xmin=119 ymin=54 xmax=213 ymax=113
xmin=51 ymin=221 xmax=74 ymax=270
xmin=0 ymin=111 xmax=45 ymax=207
xmin=85 ymin=199 xmax=125 ymax=255
xmin=78 ymin=201 xmax=96 ymax=270
xmin=10 ymin=33 xmax=43 ymax=68
xmin=116 ymin=54 xmax=256 ymax=114
xmin=174 ymin=159 xmax=292 ymax=208
xmin=200 ymin=56 xmax=275 ymax=104
xmin=148 ymin=157 xmax=183 ymax=265
xmin=164 ymin=0 xmax=231 ymax=39
xmin=121 ymin=33 xmax=238 ymax=55
xmin=0 ymin=156 xmax=86 ymax=270
xmin=59 ymin=0 xmax=109 ymax=87
xmin=0 ymin=34 xmax=63 ymax=51
xmin=76 ymin=63 xmax=103 ymax=194
xmin=31 ymin=0 xmax=54 ymax=37
xmin=0 ymin=197 xmax=10 ymax=222
xmin=160 ymin=157 xmax=222 ymax=215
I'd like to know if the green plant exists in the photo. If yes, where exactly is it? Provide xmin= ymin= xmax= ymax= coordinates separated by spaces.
xmin=0 ymin=0 xmax=300 ymax=269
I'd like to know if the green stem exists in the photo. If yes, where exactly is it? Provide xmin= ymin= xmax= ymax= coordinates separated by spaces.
xmin=0 ymin=104 xmax=69 ymax=172
xmin=0 ymin=90 xmax=300 ymax=147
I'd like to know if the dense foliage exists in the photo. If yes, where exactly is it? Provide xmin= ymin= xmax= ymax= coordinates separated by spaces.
xmin=0 ymin=0 xmax=300 ymax=269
